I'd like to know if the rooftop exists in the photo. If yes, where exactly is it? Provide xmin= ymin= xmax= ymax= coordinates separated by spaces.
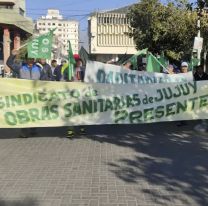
xmin=94 ymin=2 xmax=137 ymax=14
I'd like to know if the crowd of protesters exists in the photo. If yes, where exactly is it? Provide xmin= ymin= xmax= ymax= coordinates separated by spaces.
xmin=6 ymin=49 xmax=85 ymax=139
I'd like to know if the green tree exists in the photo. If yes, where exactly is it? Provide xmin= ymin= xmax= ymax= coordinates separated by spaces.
xmin=16 ymin=34 xmax=33 ymax=62
xmin=126 ymin=0 xmax=200 ymax=59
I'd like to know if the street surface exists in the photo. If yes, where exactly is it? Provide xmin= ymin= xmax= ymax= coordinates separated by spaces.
xmin=0 ymin=121 xmax=207 ymax=206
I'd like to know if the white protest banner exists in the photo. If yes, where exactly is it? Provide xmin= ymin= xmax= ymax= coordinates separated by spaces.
xmin=0 ymin=78 xmax=207 ymax=128
xmin=85 ymin=61 xmax=193 ymax=84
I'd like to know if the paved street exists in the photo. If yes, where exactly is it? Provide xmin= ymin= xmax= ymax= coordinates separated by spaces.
xmin=0 ymin=121 xmax=208 ymax=206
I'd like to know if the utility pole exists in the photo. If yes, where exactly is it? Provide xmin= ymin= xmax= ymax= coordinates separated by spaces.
xmin=197 ymin=0 xmax=201 ymax=65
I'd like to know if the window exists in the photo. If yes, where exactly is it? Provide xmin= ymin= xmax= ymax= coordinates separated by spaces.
xmin=19 ymin=8 xmax=24 ymax=16
xmin=58 ymin=24 xmax=62 ymax=26
xmin=58 ymin=29 xmax=62 ymax=31
xmin=43 ymin=29 xmax=45 ymax=31
xmin=39 ymin=23 xmax=41 ymax=25
xmin=48 ymin=23 xmax=51 ymax=25
xmin=43 ymin=23 xmax=45 ymax=25
xmin=6 ymin=5 xmax=13 ymax=9
xmin=53 ymin=23 xmax=55 ymax=25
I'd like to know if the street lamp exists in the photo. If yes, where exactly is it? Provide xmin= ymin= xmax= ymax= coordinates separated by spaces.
xmin=0 ymin=36 xmax=12 ymax=77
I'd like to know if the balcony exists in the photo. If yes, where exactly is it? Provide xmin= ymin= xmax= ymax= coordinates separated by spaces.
xmin=0 ymin=8 xmax=33 ymax=34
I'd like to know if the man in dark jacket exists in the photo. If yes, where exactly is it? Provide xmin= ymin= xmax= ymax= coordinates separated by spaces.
xmin=53 ymin=58 xmax=67 ymax=81
xmin=194 ymin=65 xmax=208 ymax=81
xmin=39 ymin=59 xmax=53 ymax=81
xmin=7 ymin=49 xmax=45 ymax=138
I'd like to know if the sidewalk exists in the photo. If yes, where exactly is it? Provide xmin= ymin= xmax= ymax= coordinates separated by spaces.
xmin=0 ymin=121 xmax=207 ymax=206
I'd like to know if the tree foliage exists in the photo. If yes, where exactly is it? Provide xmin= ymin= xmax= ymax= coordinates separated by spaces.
xmin=16 ymin=35 xmax=33 ymax=63
xmin=126 ymin=0 xmax=203 ymax=59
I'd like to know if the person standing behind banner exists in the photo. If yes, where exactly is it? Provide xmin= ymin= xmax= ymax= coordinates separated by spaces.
xmin=51 ymin=60 xmax=57 ymax=80
xmin=123 ymin=61 xmax=131 ymax=69
xmin=62 ymin=54 xmax=86 ymax=139
xmin=177 ymin=62 xmax=189 ymax=127
xmin=194 ymin=65 xmax=208 ymax=81
xmin=53 ymin=59 xmax=67 ymax=81
xmin=6 ymin=49 xmax=45 ymax=138
xmin=39 ymin=59 xmax=53 ymax=81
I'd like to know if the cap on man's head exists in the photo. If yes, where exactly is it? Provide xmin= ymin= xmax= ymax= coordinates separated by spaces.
xmin=167 ymin=65 xmax=174 ymax=69
xmin=181 ymin=62 xmax=188 ymax=67
xmin=61 ymin=58 xmax=67 ymax=62
xmin=73 ymin=54 xmax=82 ymax=61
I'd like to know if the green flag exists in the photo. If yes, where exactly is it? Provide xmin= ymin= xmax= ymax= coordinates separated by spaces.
xmin=159 ymin=52 xmax=169 ymax=67
xmin=188 ymin=57 xmax=200 ymax=71
xmin=146 ymin=53 xmax=163 ymax=73
xmin=67 ymin=41 xmax=76 ymax=81
xmin=124 ymin=48 xmax=148 ymax=69
xmin=28 ymin=28 xmax=56 ymax=59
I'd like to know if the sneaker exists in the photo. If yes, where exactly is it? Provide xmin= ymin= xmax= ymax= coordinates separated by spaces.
xmin=20 ymin=133 xmax=29 ymax=138
xmin=66 ymin=130 xmax=74 ymax=139
xmin=80 ymin=128 xmax=85 ymax=135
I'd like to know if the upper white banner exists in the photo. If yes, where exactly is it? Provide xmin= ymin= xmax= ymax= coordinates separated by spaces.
xmin=85 ymin=61 xmax=193 ymax=84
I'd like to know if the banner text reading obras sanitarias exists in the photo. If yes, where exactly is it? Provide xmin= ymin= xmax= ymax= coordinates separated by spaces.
xmin=0 ymin=78 xmax=208 ymax=128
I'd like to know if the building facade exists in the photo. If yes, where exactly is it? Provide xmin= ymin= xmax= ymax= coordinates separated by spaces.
xmin=0 ymin=0 xmax=33 ymax=72
xmin=36 ymin=9 xmax=79 ymax=56
xmin=88 ymin=4 xmax=137 ymax=62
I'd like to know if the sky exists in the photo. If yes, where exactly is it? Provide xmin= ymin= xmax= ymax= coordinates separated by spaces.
xmin=25 ymin=0 xmax=195 ymax=50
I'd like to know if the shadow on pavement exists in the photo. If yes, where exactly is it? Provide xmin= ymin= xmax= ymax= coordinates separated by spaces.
xmin=0 ymin=197 xmax=38 ymax=206
xmin=85 ymin=121 xmax=208 ymax=206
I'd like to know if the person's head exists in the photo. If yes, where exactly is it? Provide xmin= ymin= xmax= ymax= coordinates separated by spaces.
xmin=39 ymin=59 xmax=46 ymax=65
xmin=123 ymin=61 xmax=131 ymax=69
xmin=167 ymin=65 xmax=174 ymax=74
xmin=138 ymin=64 xmax=144 ymax=71
xmin=181 ymin=62 xmax=188 ymax=73
xmin=61 ymin=58 xmax=67 ymax=66
xmin=73 ymin=54 xmax=82 ymax=67
xmin=196 ymin=65 xmax=204 ymax=75
xmin=25 ymin=53 xmax=35 ymax=68
xmin=51 ymin=60 xmax=57 ymax=67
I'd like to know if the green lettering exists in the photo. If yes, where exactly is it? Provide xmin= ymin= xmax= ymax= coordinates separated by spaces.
xmin=64 ymin=103 xmax=72 ymax=118
xmin=176 ymin=101 xmax=187 ymax=114
xmin=50 ymin=105 xmax=59 ymax=120
xmin=41 ymin=106 xmax=52 ymax=120
xmin=106 ymin=71 xmax=114 ymax=83
xmin=94 ymin=100 xmax=97 ymax=113
xmin=199 ymin=95 xmax=208 ymax=108
xmin=58 ymin=91 xmax=69 ymax=99
xmin=114 ymin=110 xmax=128 ymax=124
xmin=49 ymin=92 xmax=61 ymax=101
xmin=155 ymin=89 xmax=163 ymax=102
xmin=104 ymin=99 xmax=114 ymax=112
xmin=188 ymin=97 xmax=198 ymax=110
xmin=11 ymin=95 xmax=22 ymax=107
xmin=144 ymin=108 xmax=154 ymax=122
xmin=29 ymin=108 xmax=41 ymax=122
xmin=5 ymin=96 xmax=10 ymax=108
xmin=0 ymin=97 xmax=5 ymax=109
xmin=173 ymin=85 xmax=182 ymax=98
xmin=126 ymin=95 xmax=135 ymax=108
xmin=38 ymin=93 xmax=47 ymax=102
xmin=133 ymin=94 xmax=141 ymax=106
xmin=33 ymin=93 xmax=38 ymax=103
xmin=129 ymin=111 xmax=142 ymax=123
xmin=188 ymin=82 xmax=197 ymax=94
xmin=70 ymin=89 xmax=80 ymax=98
xmin=73 ymin=103 xmax=82 ymax=116
xmin=16 ymin=110 xmax=30 ymax=124
xmin=4 ymin=112 xmax=17 ymax=126
xmin=98 ymin=99 xmax=105 ymax=112
xmin=23 ymin=94 xmax=32 ymax=105
xmin=83 ymin=100 xmax=93 ymax=114
xmin=155 ymin=106 xmax=165 ymax=119
xmin=113 ymin=97 xmax=122 ymax=110
xmin=166 ymin=103 xmax=176 ymax=117
xmin=163 ymin=87 xmax=173 ymax=100
xmin=180 ymin=83 xmax=190 ymax=96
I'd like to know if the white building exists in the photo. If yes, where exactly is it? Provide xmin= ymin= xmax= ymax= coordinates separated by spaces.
xmin=37 ymin=9 xmax=79 ymax=56
xmin=88 ymin=3 xmax=138 ymax=62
